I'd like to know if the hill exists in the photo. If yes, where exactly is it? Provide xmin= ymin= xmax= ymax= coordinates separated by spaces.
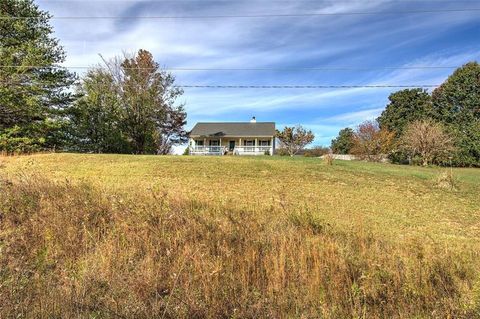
xmin=1 ymin=154 xmax=479 ymax=318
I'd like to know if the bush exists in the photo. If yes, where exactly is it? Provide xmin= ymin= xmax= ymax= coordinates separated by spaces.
xmin=304 ymin=146 xmax=330 ymax=157
xmin=275 ymin=147 xmax=290 ymax=156
xmin=435 ymin=169 xmax=458 ymax=191
xmin=401 ymin=120 xmax=455 ymax=166
xmin=351 ymin=121 xmax=396 ymax=162
xmin=323 ymin=153 xmax=334 ymax=165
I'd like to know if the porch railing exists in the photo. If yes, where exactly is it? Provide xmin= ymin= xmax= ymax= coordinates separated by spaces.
xmin=190 ymin=146 xmax=225 ymax=154
xmin=234 ymin=146 xmax=272 ymax=154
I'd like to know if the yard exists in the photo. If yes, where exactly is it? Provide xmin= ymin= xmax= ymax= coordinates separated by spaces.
xmin=1 ymin=154 xmax=479 ymax=318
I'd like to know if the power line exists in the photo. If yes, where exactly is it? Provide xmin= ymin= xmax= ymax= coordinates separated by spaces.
xmin=178 ymin=85 xmax=440 ymax=88
xmin=2 ymin=8 xmax=480 ymax=20
xmin=33 ymin=0 xmax=480 ymax=3
xmin=0 ymin=80 xmax=439 ymax=89
xmin=0 ymin=65 xmax=461 ymax=71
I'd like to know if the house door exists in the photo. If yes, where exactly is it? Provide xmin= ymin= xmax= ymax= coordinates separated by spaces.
xmin=229 ymin=140 xmax=235 ymax=151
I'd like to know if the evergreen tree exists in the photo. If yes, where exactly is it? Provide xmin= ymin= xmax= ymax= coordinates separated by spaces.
xmin=331 ymin=128 xmax=354 ymax=154
xmin=0 ymin=0 xmax=75 ymax=153
xmin=432 ymin=62 xmax=480 ymax=166
xmin=377 ymin=89 xmax=433 ymax=137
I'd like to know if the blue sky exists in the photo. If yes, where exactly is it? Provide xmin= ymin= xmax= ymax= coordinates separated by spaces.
xmin=38 ymin=0 xmax=480 ymax=147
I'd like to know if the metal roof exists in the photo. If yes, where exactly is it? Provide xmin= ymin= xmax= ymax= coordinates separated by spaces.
xmin=190 ymin=122 xmax=275 ymax=137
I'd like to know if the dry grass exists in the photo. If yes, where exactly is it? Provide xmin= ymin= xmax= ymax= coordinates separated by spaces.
xmin=1 ymin=154 xmax=480 ymax=318
xmin=323 ymin=153 xmax=335 ymax=165
xmin=435 ymin=169 xmax=458 ymax=191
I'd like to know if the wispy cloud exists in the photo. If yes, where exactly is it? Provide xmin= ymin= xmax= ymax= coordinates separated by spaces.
xmin=38 ymin=0 xmax=480 ymax=147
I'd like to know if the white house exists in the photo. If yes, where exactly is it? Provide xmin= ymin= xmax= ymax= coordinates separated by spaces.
xmin=189 ymin=117 xmax=275 ymax=156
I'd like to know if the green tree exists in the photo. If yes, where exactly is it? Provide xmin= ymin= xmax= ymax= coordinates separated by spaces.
xmin=68 ymin=69 xmax=130 ymax=153
xmin=0 ymin=0 xmax=75 ymax=153
xmin=69 ymin=50 xmax=187 ymax=154
xmin=377 ymin=89 xmax=432 ymax=137
xmin=331 ymin=127 xmax=354 ymax=154
xmin=432 ymin=62 xmax=480 ymax=166
xmin=120 ymin=50 xmax=186 ymax=154
xmin=276 ymin=125 xmax=315 ymax=156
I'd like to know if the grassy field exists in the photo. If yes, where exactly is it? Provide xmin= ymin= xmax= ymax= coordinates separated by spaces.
xmin=1 ymin=153 xmax=479 ymax=318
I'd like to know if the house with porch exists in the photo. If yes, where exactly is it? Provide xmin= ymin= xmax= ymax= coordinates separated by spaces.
xmin=189 ymin=118 xmax=275 ymax=155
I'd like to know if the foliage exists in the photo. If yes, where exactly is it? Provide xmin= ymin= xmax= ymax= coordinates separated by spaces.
xmin=68 ymin=69 xmax=130 ymax=153
xmin=304 ymin=146 xmax=330 ymax=157
xmin=1 ymin=154 xmax=480 ymax=318
xmin=323 ymin=153 xmax=334 ymax=165
xmin=275 ymin=125 xmax=315 ymax=156
xmin=377 ymin=89 xmax=433 ymax=137
xmin=435 ymin=169 xmax=458 ymax=191
xmin=275 ymin=147 xmax=290 ymax=156
xmin=431 ymin=62 xmax=480 ymax=167
xmin=331 ymin=127 xmax=354 ymax=154
xmin=0 ymin=0 xmax=75 ymax=153
xmin=351 ymin=121 xmax=396 ymax=162
xmin=401 ymin=120 xmax=455 ymax=166
xmin=69 ymin=50 xmax=187 ymax=154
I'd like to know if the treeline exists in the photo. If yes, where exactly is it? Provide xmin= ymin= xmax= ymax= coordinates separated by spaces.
xmin=0 ymin=0 xmax=187 ymax=155
xmin=331 ymin=63 xmax=480 ymax=167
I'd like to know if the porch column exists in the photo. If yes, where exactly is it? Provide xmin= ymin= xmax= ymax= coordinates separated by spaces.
xmin=219 ymin=138 xmax=222 ymax=155
xmin=255 ymin=138 xmax=258 ymax=153
xmin=239 ymin=138 xmax=242 ymax=155
xmin=271 ymin=137 xmax=274 ymax=156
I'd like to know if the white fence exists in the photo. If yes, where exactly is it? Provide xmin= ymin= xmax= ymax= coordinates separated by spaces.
xmin=190 ymin=145 xmax=272 ymax=156
xmin=320 ymin=154 xmax=357 ymax=161
xmin=190 ymin=146 xmax=225 ymax=155
xmin=234 ymin=146 xmax=272 ymax=155
xmin=320 ymin=154 xmax=389 ymax=162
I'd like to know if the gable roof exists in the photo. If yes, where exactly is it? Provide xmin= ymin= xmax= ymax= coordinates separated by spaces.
xmin=190 ymin=122 xmax=275 ymax=137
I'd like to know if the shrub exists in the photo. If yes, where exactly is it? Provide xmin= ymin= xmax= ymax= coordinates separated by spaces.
xmin=351 ymin=121 xmax=396 ymax=162
xmin=275 ymin=147 xmax=290 ymax=156
xmin=401 ymin=120 xmax=455 ymax=166
xmin=304 ymin=146 xmax=330 ymax=157
xmin=323 ymin=153 xmax=334 ymax=165
xmin=435 ymin=169 xmax=458 ymax=191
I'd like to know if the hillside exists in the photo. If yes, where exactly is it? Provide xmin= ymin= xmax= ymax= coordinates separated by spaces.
xmin=1 ymin=154 xmax=479 ymax=318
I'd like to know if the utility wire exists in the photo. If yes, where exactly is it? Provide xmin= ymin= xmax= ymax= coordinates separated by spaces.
xmin=177 ymin=85 xmax=439 ymax=88
xmin=2 ymin=8 xmax=480 ymax=20
xmin=35 ymin=0 xmax=480 ymax=2
xmin=0 ymin=80 xmax=439 ymax=88
xmin=0 ymin=65 xmax=462 ymax=71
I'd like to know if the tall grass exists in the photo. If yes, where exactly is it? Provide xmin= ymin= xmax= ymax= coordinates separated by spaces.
xmin=1 ymin=174 xmax=479 ymax=318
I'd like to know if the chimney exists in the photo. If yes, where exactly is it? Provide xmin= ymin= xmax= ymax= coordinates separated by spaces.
xmin=250 ymin=116 xmax=257 ymax=123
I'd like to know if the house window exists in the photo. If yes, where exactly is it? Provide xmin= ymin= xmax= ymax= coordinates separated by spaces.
xmin=195 ymin=140 xmax=204 ymax=146
xmin=244 ymin=140 xmax=255 ymax=146
xmin=209 ymin=140 xmax=220 ymax=146
xmin=260 ymin=140 xmax=270 ymax=146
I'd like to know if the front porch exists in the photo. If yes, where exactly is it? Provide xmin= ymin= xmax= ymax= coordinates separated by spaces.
xmin=189 ymin=137 xmax=274 ymax=156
